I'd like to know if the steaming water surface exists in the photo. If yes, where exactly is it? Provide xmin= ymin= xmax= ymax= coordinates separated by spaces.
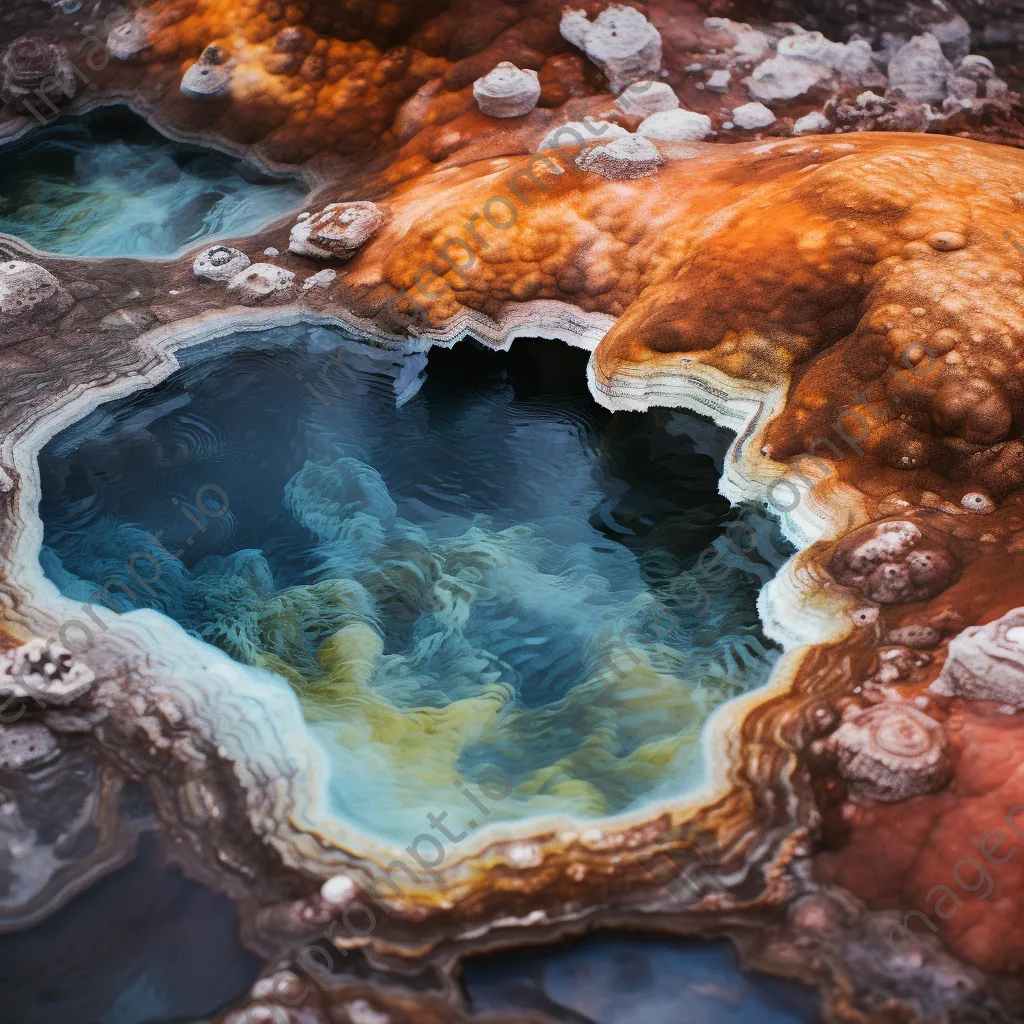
xmin=37 ymin=327 xmax=789 ymax=841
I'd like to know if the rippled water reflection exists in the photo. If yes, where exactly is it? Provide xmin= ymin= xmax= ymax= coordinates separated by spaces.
xmin=38 ymin=328 xmax=789 ymax=840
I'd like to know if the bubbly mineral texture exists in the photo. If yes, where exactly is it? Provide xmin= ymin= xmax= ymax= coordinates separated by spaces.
xmin=5 ymin=0 xmax=1024 ymax=1020
xmin=827 ymin=522 xmax=960 ymax=605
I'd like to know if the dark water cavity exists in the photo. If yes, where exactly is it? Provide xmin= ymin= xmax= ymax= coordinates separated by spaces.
xmin=0 ymin=108 xmax=305 ymax=257
xmin=0 ymin=830 xmax=261 ymax=1024
xmin=37 ymin=328 xmax=790 ymax=840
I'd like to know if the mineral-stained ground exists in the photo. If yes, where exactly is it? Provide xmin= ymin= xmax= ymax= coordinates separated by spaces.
xmin=4 ymin=0 xmax=1024 ymax=1021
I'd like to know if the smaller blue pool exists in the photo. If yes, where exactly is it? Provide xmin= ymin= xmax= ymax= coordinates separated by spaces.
xmin=0 ymin=109 xmax=305 ymax=258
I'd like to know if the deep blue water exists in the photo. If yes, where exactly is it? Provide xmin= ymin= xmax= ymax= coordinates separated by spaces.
xmin=37 ymin=328 xmax=790 ymax=839
xmin=0 ymin=829 xmax=261 ymax=1024
xmin=0 ymin=109 xmax=305 ymax=257
xmin=464 ymin=931 xmax=819 ymax=1023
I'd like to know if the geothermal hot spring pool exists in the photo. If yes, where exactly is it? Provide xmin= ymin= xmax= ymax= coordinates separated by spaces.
xmin=0 ymin=108 xmax=305 ymax=257
xmin=36 ymin=328 xmax=788 ymax=842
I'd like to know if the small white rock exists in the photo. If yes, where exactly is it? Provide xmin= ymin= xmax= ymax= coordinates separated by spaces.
xmin=303 ymin=269 xmax=337 ymax=290
xmin=793 ymin=111 xmax=830 ymax=133
xmin=0 ymin=723 xmax=59 ymax=770
xmin=887 ymin=32 xmax=952 ymax=105
xmin=227 ymin=263 xmax=295 ymax=302
xmin=577 ymin=133 xmax=663 ymax=180
xmin=857 ymin=90 xmax=888 ymax=108
xmin=746 ymin=55 xmax=830 ymax=102
xmin=732 ymin=101 xmax=776 ymax=129
xmin=264 ymin=247 xmax=279 ymax=257
xmin=703 ymin=17 xmax=771 ymax=61
xmin=181 ymin=61 xmax=231 ymax=99
xmin=706 ymin=69 xmax=731 ymax=93
xmin=637 ymin=108 xmax=712 ymax=142
xmin=193 ymin=245 xmax=250 ymax=282
xmin=106 ymin=20 xmax=148 ymax=60
xmin=614 ymin=80 xmax=679 ymax=116
xmin=472 ymin=61 xmax=541 ymax=118
xmin=560 ymin=5 xmax=662 ymax=93
xmin=289 ymin=201 xmax=385 ymax=260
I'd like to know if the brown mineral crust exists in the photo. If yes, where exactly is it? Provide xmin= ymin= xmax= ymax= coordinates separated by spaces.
xmin=777 ymin=535 xmax=1024 ymax=977
xmin=815 ymin=704 xmax=1024 ymax=975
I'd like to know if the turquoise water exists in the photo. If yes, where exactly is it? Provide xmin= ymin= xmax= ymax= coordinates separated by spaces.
xmin=0 ymin=109 xmax=305 ymax=257
xmin=37 ymin=328 xmax=789 ymax=840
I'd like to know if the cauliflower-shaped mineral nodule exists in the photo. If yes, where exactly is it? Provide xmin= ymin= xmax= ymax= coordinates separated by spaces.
xmin=828 ymin=521 xmax=960 ymax=604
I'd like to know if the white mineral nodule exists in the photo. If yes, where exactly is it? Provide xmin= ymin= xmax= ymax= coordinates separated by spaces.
xmin=0 ymin=638 xmax=94 ymax=707
xmin=472 ymin=61 xmax=541 ymax=117
xmin=746 ymin=55 xmax=830 ymax=102
xmin=793 ymin=111 xmax=830 ymax=133
xmin=289 ymin=201 xmax=385 ymax=260
xmin=227 ymin=263 xmax=296 ymax=302
xmin=576 ymin=133 xmax=663 ymax=179
xmin=886 ymin=32 xmax=952 ymax=105
xmin=181 ymin=60 xmax=232 ymax=99
xmin=614 ymin=80 xmax=678 ymax=116
xmin=0 ymin=722 xmax=59 ymax=771
xmin=0 ymin=260 xmax=72 ymax=318
xmin=559 ymin=5 xmax=662 ymax=94
xmin=706 ymin=69 xmax=731 ymax=93
xmin=932 ymin=608 xmax=1024 ymax=709
xmin=320 ymin=874 xmax=357 ymax=906
xmin=303 ymin=269 xmax=337 ymax=290
xmin=537 ymin=120 xmax=628 ymax=152
xmin=637 ymin=109 xmax=712 ymax=142
xmin=732 ymin=101 xmax=776 ymax=129
xmin=106 ymin=20 xmax=148 ymax=60
xmin=826 ymin=703 xmax=951 ymax=802
xmin=703 ymin=17 xmax=770 ymax=61
xmin=193 ymin=245 xmax=251 ymax=282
